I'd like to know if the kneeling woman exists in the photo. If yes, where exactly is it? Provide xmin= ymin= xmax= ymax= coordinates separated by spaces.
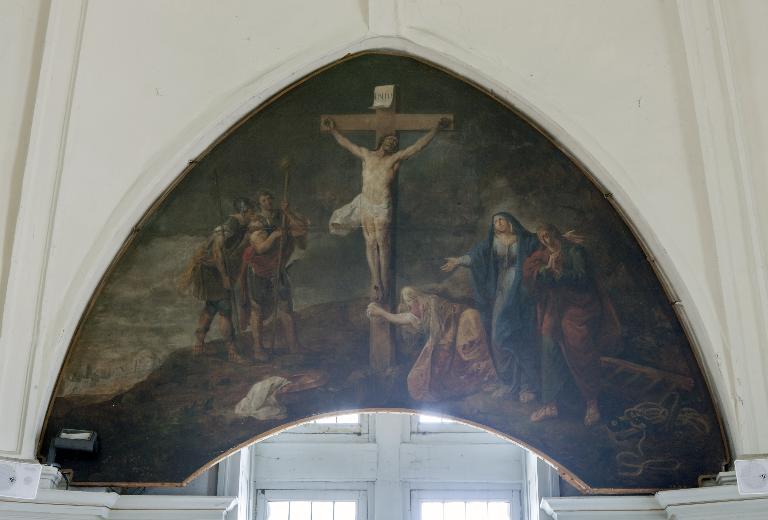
xmin=367 ymin=287 xmax=498 ymax=402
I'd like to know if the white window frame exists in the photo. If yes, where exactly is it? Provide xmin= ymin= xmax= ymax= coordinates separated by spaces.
xmin=260 ymin=413 xmax=373 ymax=443
xmin=254 ymin=487 xmax=370 ymax=520
xmin=410 ymin=487 xmax=522 ymax=520
xmin=408 ymin=414 xmax=508 ymax=444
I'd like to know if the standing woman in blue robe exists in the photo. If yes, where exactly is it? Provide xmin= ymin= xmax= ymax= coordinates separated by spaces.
xmin=442 ymin=212 xmax=541 ymax=402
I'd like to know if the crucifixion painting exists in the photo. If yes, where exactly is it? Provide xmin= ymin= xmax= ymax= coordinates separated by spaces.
xmin=43 ymin=53 xmax=727 ymax=491
xmin=321 ymin=85 xmax=453 ymax=370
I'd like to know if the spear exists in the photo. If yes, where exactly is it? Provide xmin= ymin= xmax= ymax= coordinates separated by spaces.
xmin=269 ymin=158 xmax=292 ymax=351
xmin=212 ymin=169 xmax=241 ymax=335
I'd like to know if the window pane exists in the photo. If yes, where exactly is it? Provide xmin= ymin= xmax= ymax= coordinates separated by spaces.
xmin=289 ymin=501 xmax=312 ymax=520
xmin=419 ymin=500 xmax=510 ymax=520
xmin=267 ymin=501 xmax=289 ymax=520
xmin=466 ymin=502 xmax=488 ymax=520
xmin=419 ymin=414 xmax=459 ymax=424
xmin=487 ymin=501 xmax=510 ymax=520
xmin=334 ymin=501 xmax=356 ymax=520
xmin=313 ymin=416 xmax=338 ymax=424
xmin=422 ymin=501 xmax=444 ymax=520
xmin=444 ymin=501 xmax=466 ymax=520
xmin=312 ymin=501 xmax=333 ymax=520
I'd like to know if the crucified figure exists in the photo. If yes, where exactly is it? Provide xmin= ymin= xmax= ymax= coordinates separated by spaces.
xmin=324 ymin=117 xmax=449 ymax=303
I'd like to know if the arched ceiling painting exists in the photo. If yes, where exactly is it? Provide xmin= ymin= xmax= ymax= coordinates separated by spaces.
xmin=42 ymin=52 xmax=728 ymax=492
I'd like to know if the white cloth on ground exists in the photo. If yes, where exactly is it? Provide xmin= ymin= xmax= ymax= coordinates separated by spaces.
xmin=234 ymin=376 xmax=290 ymax=420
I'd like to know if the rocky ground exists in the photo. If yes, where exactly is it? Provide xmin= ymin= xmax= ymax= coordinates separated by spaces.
xmin=44 ymin=298 xmax=725 ymax=491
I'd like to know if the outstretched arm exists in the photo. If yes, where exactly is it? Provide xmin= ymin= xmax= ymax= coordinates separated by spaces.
xmin=323 ymin=118 xmax=367 ymax=159
xmin=394 ymin=117 xmax=449 ymax=162
xmin=366 ymin=303 xmax=420 ymax=327
xmin=440 ymin=255 xmax=471 ymax=272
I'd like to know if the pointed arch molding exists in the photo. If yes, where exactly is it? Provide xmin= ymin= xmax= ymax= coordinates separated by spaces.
xmin=37 ymin=47 xmax=728 ymax=492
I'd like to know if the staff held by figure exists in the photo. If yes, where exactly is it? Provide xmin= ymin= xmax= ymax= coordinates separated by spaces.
xmin=270 ymin=160 xmax=292 ymax=351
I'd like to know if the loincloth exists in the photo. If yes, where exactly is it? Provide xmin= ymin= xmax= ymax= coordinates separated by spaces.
xmin=329 ymin=193 xmax=392 ymax=236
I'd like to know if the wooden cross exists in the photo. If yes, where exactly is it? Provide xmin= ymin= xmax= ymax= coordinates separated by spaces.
xmin=321 ymin=85 xmax=454 ymax=372
xmin=320 ymin=85 xmax=454 ymax=147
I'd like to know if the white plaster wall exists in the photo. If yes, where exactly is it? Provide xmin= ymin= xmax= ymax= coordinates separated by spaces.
xmin=722 ymin=0 xmax=768 ymax=262
xmin=720 ymin=0 xmax=768 ymax=400
xmin=1 ymin=0 xmax=766 ymax=464
xmin=675 ymin=0 xmax=768 ymax=454
xmin=0 ymin=0 xmax=48 ymax=321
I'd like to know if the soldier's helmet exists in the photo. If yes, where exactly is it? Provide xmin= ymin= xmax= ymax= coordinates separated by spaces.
xmin=233 ymin=197 xmax=255 ymax=214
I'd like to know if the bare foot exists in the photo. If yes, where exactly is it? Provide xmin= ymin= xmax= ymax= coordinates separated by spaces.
xmin=490 ymin=384 xmax=514 ymax=399
xmin=227 ymin=345 xmax=250 ymax=364
xmin=370 ymin=284 xmax=384 ymax=303
xmin=583 ymin=400 xmax=600 ymax=427
xmin=530 ymin=403 xmax=558 ymax=422
xmin=519 ymin=390 xmax=536 ymax=403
